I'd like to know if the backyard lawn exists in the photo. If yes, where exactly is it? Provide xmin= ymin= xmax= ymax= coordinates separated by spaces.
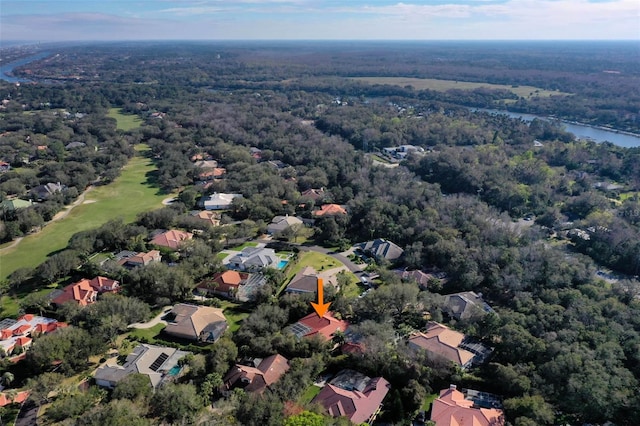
xmin=221 ymin=302 xmax=250 ymax=333
xmin=0 ymin=145 xmax=173 ymax=281
xmin=299 ymin=384 xmax=322 ymax=404
xmin=228 ymin=241 xmax=259 ymax=251
xmin=288 ymin=251 xmax=342 ymax=277
xmin=107 ymin=108 xmax=143 ymax=131
xmin=127 ymin=323 xmax=167 ymax=343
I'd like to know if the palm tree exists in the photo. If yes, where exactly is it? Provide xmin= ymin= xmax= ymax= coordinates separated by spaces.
xmin=2 ymin=372 xmax=14 ymax=388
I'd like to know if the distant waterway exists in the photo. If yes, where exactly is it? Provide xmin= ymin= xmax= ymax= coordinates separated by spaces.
xmin=0 ymin=51 xmax=50 ymax=83
xmin=474 ymin=108 xmax=640 ymax=148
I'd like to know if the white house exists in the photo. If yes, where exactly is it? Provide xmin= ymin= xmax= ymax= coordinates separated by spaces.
xmin=200 ymin=193 xmax=243 ymax=210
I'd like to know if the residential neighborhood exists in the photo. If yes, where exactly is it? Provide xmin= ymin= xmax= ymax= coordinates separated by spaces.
xmin=1 ymin=40 xmax=637 ymax=426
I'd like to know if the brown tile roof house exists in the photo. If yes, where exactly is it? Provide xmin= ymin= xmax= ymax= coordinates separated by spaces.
xmin=223 ymin=354 xmax=290 ymax=394
xmin=285 ymin=266 xmax=318 ymax=294
xmin=395 ymin=269 xmax=436 ymax=289
xmin=313 ymin=204 xmax=347 ymax=216
xmin=164 ymin=304 xmax=228 ymax=343
xmin=430 ymin=385 xmax=504 ymax=426
xmin=408 ymin=322 xmax=475 ymax=369
xmin=267 ymin=215 xmax=304 ymax=235
xmin=150 ymin=230 xmax=193 ymax=250
xmin=191 ymin=210 xmax=220 ymax=227
xmin=287 ymin=312 xmax=349 ymax=342
xmin=443 ymin=291 xmax=495 ymax=320
xmin=196 ymin=270 xmax=249 ymax=298
xmin=312 ymin=369 xmax=391 ymax=424
xmin=118 ymin=250 xmax=162 ymax=268
xmin=197 ymin=167 xmax=226 ymax=181
xmin=300 ymin=188 xmax=326 ymax=201
xmin=193 ymin=160 xmax=218 ymax=169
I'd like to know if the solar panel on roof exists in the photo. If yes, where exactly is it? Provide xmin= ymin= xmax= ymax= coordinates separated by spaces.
xmin=289 ymin=322 xmax=312 ymax=338
xmin=149 ymin=352 xmax=169 ymax=372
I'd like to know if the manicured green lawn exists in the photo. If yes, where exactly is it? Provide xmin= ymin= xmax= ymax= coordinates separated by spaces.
xmin=288 ymin=252 xmax=342 ymax=277
xmin=421 ymin=393 xmax=438 ymax=411
xmin=369 ymin=154 xmax=392 ymax=164
xmin=127 ymin=323 xmax=167 ymax=343
xmin=299 ymin=384 xmax=322 ymax=404
xmin=1 ymin=146 xmax=173 ymax=281
xmin=229 ymin=241 xmax=259 ymax=251
xmin=222 ymin=303 xmax=250 ymax=333
xmin=107 ymin=108 xmax=143 ymax=131
xmin=619 ymin=191 xmax=638 ymax=202
xmin=340 ymin=274 xmax=365 ymax=298
xmin=215 ymin=252 xmax=229 ymax=261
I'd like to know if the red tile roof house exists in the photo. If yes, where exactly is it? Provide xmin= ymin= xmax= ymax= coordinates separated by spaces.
xmin=150 ymin=229 xmax=193 ymax=250
xmin=0 ymin=314 xmax=66 ymax=356
xmin=312 ymin=369 xmax=391 ymax=425
xmin=223 ymin=354 xmax=290 ymax=394
xmin=51 ymin=280 xmax=98 ymax=307
xmin=430 ymin=385 xmax=505 ymax=426
xmin=313 ymin=204 xmax=347 ymax=217
xmin=0 ymin=391 xmax=29 ymax=407
xmin=196 ymin=270 xmax=249 ymax=299
xmin=287 ymin=312 xmax=349 ymax=342
xmin=51 ymin=276 xmax=120 ymax=307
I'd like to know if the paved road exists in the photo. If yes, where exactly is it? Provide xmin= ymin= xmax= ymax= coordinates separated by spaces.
xmin=15 ymin=400 xmax=38 ymax=426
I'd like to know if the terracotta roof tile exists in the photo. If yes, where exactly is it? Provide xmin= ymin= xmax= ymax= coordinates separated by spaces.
xmin=313 ymin=204 xmax=347 ymax=216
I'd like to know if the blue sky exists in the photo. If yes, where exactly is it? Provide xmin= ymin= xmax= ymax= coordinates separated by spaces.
xmin=1 ymin=0 xmax=639 ymax=42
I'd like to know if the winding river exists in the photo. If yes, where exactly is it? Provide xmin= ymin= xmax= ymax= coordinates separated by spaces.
xmin=474 ymin=108 xmax=640 ymax=148
xmin=2 ymin=53 xmax=639 ymax=148
xmin=0 ymin=51 xmax=51 ymax=83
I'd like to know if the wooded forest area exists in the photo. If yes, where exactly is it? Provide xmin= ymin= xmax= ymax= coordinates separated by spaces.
xmin=0 ymin=41 xmax=639 ymax=426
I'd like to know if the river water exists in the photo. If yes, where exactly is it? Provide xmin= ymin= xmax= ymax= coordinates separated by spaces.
xmin=0 ymin=51 xmax=51 ymax=83
xmin=474 ymin=108 xmax=640 ymax=148
xmin=2 ymin=53 xmax=639 ymax=148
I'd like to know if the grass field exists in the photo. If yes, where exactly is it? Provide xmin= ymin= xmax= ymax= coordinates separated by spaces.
xmin=0 ymin=145 xmax=172 ymax=281
xmin=288 ymin=252 xmax=342 ymax=277
xmin=107 ymin=108 xmax=143 ymax=131
xmin=350 ymin=77 xmax=571 ymax=99
xmin=127 ymin=323 xmax=167 ymax=343
xmin=299 ymin=384 xmax=322 ymax=404
xmin=228 ymin=242 xmax=259 ymax=251
xmin=221 ymin=301 xmax=250 ymax=333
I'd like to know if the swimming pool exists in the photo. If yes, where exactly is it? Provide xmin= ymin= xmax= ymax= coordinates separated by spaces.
xmin=277 ymin=260 xmax=288 ymax=269
xmin=167 ymin=365 xmax=182 ymax=376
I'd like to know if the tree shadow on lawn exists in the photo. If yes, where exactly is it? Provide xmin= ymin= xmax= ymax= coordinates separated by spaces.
xmin=144 ymin=169 xmax=174 ymax=196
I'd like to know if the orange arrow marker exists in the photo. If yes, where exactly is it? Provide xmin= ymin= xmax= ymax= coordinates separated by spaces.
xmin=311 ymin=277 xmax=331 ymax=318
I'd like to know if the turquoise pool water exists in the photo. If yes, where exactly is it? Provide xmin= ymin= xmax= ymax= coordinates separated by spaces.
xmin=167 ymin=365 xmax=182 ymax=376
xmin=277 ymin=260 xmax=288 ymax=269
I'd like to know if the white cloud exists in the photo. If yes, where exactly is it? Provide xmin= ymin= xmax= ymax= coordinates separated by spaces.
xmin=1 ymin=0 xmax=638 ymax=40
